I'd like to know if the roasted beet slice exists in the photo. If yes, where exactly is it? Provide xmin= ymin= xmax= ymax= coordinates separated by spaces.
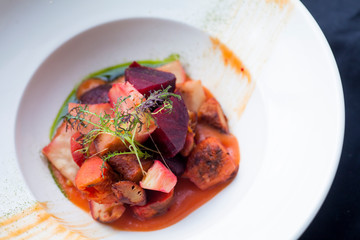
xmin=125 ymin=62 xmax=176 ymax=96
xmin=164 ymin=155 xmax=186 ymax=177
xmin=131 ymin=189 xmax=174 ymax=219
xmin=151 ymin=96 xmax=189 ymax=158
xmin=79 ymin=84 xmax=112 ymax=104
xmin=76 ymin=78 xmax=106 ymax=100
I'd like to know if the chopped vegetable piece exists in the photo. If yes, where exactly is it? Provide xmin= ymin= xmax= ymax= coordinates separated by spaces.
xmin=198 ymin=97 xmax=229 ymax=133
xmin=186 ymin=137 xmax=238 ymax=190
xmin=140 ymin=160 xmax=177 ymax=193
xmin=125 ymin=62 xmax=176 ymax=96
xmin=112 ymin=181 xmax=146 ymax=206
xmin=89 ymin=200 xmax=126 ymax=223
xmin=75 ymin=156 xmax=118 ymax=204
xmin=70 ymin=132 xmax=86 ymax=167
xmin=76 ymin=78 xmax=106 ymax=100
xmin=67 ymin=103 xmax=112 ymax=134
xmin=180 ymin=126 xmax=195 ymax=157
xmin=156 ymin=60 xmax=186 ymax=85
xmin=131 ymin=189 xmax=174 ymax=220
xmin=151 ymin=96 xmax=189 ymax=158
xmin=177 ymin=80 xmax=206 ymax=112
xmin=79 ymin=84 xmax=112 ymax=104
xmin=42 ymin=122 xmax=79 ymax=184
xmin=163 ymin=155 xmax=186 ymax=177
xmin=108 ymin=154 xmax=153 ymax=182
xmin=108 ymin=82 xmax=143 ymax=110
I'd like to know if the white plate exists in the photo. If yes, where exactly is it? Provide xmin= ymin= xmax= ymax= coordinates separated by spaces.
xmin=0 ymin=0 xmax=344 ymax=239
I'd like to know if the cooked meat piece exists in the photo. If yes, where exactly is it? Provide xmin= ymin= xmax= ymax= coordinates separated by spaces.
xmin=108 ymin=154 xmax=153 ymax=182
xmin=112 ymin=181 xmax=146 ymax=206
xmin=131 ymin=189 xmax=174 ymax=220
xmin=186 ymin=137 xmax=238 ymax=190
xmin=198 ymin=97 xmax=229 ymax=133
xmin=76 ymin=78 xmax=106 ymax=99
xmin=89 ymin=200 xmax=125 ymax=223
xmin=177 ymin=80 xmax=206 ymax=112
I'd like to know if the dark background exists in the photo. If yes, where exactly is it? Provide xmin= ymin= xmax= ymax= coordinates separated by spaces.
xmin=299 ymin=0 xmax=360 ymax=239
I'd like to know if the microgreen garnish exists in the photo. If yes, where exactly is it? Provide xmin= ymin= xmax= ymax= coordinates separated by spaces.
xmin=63 ymin=85 xmax=180 ymax=176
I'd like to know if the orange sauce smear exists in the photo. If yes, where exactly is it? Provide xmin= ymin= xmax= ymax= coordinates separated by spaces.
xmin=210 ymin=37 xmax=252 ymax=84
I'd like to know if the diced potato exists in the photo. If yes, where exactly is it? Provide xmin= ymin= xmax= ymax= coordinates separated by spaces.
xmin=177 ymin=80 xmax=206 ymax=112
xmin=89 ymin=200 xmax=125 ymax=223
xmin=198 ymin=97 xmax=229 ymax=133
xmin=42 ymin=121 xmax=79 ymax=184
xmin=156 ymin=60 xmax=186 ymax=85
xmin=112 ymin=181 xmax=146 ymax=206
xmin=186 ymin=137 xmax=238 ymax=190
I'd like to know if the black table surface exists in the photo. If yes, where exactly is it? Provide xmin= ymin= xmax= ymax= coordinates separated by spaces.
xmin=299 ymin=0 xmax=360 ymax=239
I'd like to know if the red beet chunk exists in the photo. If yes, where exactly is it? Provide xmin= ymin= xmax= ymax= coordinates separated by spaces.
xmin=151 ymin=96 xmax=189 ymax=158
xmin=80 ymin=84 xmax=112 ymax=104
xmin=125 ymin=62 xmax=176 ymax=96
xmin=164 ymin=155 xmax=186 ymax=177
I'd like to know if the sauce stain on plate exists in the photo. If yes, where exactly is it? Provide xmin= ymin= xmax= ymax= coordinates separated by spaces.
xmin=266 ymin=0 xmax=289 ymax=9
xmin=0 ymin=202 xmax=88 ymax=240
xmin=210 ymin=37 xmax=252 ymax=84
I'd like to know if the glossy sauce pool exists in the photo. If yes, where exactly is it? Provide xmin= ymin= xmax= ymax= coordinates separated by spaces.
xmin=51 ymin=127 xmax=239 ymax=231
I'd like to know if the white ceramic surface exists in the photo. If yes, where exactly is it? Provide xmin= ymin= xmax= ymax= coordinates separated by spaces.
xmin=0 ymin=0 xmax=344 ymax=239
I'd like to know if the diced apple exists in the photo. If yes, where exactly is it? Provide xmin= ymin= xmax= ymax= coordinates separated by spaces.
xmin=151 ymin=96 xmax=189 ymax=158
xmin=177 ymin=80 xmax=206 ymax=112
xmin=112 ymin=181 xmax=146 ymax=206
xmin=42 ymin=121 xmax=79 ymax=184
xmin=125 ymin=62 xmax=176 ymax=96
xmin=108 ymin=82 xmax=143 ymax=110
xmin=131 ymin=189 xmax=174 ymax=220
xmin=70 ymin=132 xmax=86 ymax=167
xmin=157 ymin=60 xmax=186 ymax=85
xmin=75 ymin=156 xmax=118 ymax=204
xmin=140 ymin=160 xmax=177 ymax=193
xmin=89 ymin=200 xmax=125 ymax=223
